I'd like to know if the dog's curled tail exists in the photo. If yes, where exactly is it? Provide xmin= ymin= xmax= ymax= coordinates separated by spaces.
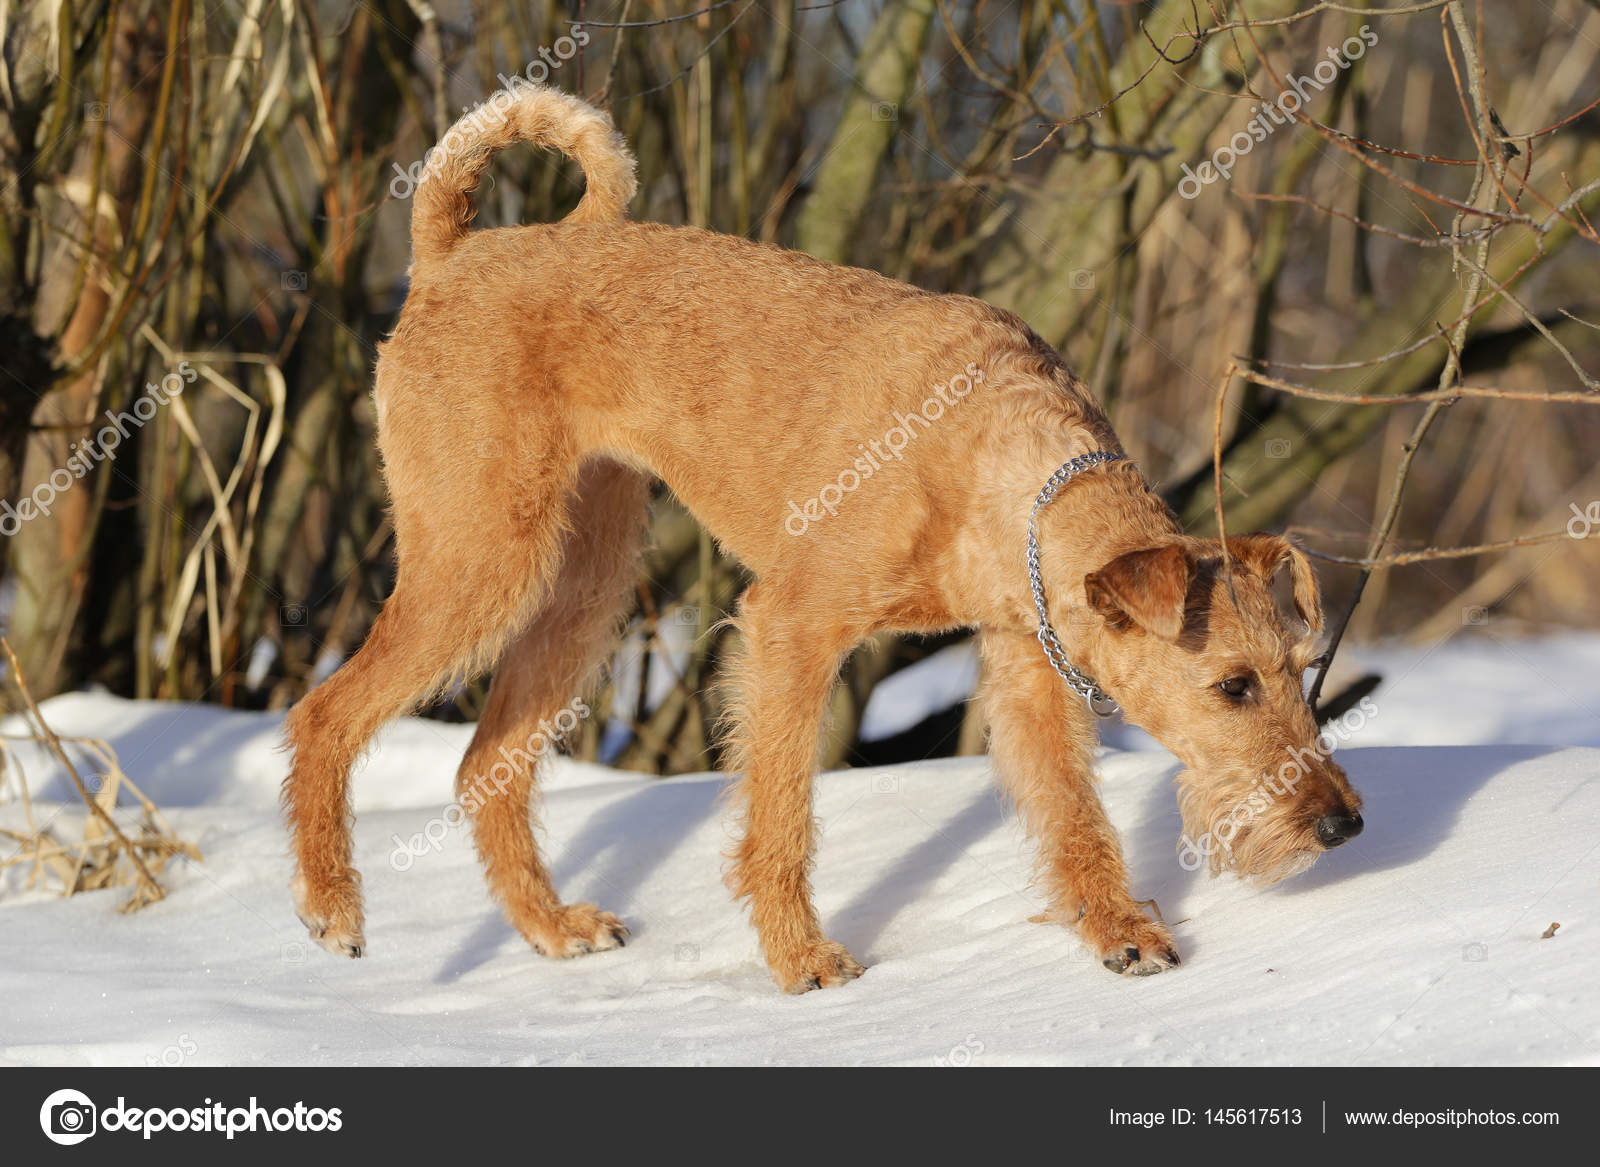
xmin=410 ymin=83 xmax=636 ymax=267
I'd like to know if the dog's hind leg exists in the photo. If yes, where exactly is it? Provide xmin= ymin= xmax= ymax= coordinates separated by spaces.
xmin=978 ymin=628 xmax=1180 ymax=976
xmin=456 ymin=459 xmax=650 ymax=959
xmin=726 ymin=582 xmax=867 ymax=993
xmin=282 ymin=424 xmax=581 ymax=959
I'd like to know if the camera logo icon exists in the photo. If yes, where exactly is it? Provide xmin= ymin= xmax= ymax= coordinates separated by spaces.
xmin=40 ymin=1088 xmax=97 ymax=1146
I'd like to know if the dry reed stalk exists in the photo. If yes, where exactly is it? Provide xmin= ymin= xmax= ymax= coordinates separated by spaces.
xmin=0 ymin=637 xmax=199 ymax=910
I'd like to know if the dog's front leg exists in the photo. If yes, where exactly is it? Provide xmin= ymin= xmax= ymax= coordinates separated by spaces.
xmin=978 ymin=628 xmax=1180 ymax=976
xmin=726 ymin=585 xmax=866 ymax=994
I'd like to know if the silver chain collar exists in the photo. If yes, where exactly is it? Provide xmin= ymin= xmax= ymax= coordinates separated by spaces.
xmin=1026 ymin=451 xmax=1125 ymax=718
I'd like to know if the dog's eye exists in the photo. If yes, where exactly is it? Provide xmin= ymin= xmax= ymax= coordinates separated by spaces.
xmin=1218 ymin=675 xmax=1252 ymax=700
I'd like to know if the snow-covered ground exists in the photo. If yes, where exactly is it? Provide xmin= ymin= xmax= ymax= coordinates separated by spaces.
xmin=2 ymin=633 xmax=1597 ymax=1066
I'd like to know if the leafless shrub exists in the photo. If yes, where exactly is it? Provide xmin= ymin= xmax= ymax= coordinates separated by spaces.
xmin=0 ymin=1 xmax=1595 ymax=770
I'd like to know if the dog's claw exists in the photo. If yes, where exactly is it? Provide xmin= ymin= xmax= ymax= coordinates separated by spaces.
xmin=1102 ymin=944 xmax=1143 ymax=974
xmin=1109 ymin=942 xmax=1182 ymax=977
xmin=777 ymin=940 xmax=866 ymax=993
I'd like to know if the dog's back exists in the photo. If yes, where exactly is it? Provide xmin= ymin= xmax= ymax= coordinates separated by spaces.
xmin=390 ymin=84 xmax=1107 ymax=571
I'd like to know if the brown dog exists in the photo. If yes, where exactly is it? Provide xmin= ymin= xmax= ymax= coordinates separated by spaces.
xmin=282 ymin=84 xmax=1363 ymax=993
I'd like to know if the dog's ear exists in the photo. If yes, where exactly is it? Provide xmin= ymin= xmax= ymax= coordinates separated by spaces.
xmin=1085 ymin=544 xmax=1192 ymax=640
xmin=1226 ymin=533 xmax=1323 ymax=633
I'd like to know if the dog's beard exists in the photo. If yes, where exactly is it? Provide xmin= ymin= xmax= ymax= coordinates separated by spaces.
xmin=1228 ymin=834 xmax=1322 ymax=886
xmin=1176 ymin=770 xmax=1323 ymax=886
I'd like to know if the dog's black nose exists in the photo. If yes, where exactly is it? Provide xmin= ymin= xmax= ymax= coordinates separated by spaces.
xmin=1315 ymin=812 xmax=1364 ymax=848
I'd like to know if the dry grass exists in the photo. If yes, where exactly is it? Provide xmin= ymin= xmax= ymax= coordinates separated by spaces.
xmin=0 ymin=637 xmax=199 ymax=911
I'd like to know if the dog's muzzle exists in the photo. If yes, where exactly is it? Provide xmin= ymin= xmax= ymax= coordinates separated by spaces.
xmin=1314 ymin=812 xmax=1364 ymax=848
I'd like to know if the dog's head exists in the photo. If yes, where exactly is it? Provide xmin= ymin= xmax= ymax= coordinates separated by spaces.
xmin=1077 ymin=533 xmax=1364 ymax=884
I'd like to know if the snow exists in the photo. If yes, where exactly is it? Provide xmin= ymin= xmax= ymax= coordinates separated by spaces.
xmin=861 ymin=631 xmax=1600 ymax=751
xmin=2 ymin=633 xmax=1598 ymax=1066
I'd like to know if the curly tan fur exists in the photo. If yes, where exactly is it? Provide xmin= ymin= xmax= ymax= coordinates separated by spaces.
xmin=281 ymin=84 xmax=1363 ymax=992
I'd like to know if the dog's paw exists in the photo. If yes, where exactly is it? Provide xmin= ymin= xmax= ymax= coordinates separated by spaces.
xmin=300 ymin=915 xmax=367 ymax=959
xmin=1083 ymin=910 xmax=1180 ymax=977
xmin=774 ymin=940 xmax=866 ymax=994
xmin=292 ymin=871 xmax=366 ymax=958
xmin=529 ymin=903 xmax=629 ymax=959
